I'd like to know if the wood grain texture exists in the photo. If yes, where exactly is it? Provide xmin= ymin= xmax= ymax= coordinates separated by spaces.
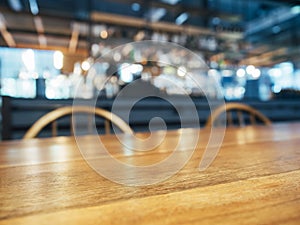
xmin=1 ymin=122 xmax=300 ymax=224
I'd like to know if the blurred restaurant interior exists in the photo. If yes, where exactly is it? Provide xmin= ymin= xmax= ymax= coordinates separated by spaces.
xmin=2 ymin=1 xmax=300 ymax=224
xmin=0 ymin=0 xmax=300 ymax=139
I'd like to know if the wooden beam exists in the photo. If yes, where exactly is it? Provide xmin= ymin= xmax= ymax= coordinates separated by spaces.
xmin=0 ymin=28 xmax=16 ymax=47
xmin=33 ymin=16 xmax=47 ymax=47
xmin=16 ymin=43 xmax=88 ymax=56
xmin=33 ymin=16 xmax=45 ymax=33
xmin=239 ymin=48 xmax=288 ymax=66
xmin=0 ymin=13 xmax=16 ymax=47
xmin=91 ymin=12 xmax=146 ymax=28
xmin=91 ymin=11 xmax=242 ymax=40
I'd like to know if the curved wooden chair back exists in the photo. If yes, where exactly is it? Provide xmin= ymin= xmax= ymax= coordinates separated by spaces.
xmin=205 ymin=103 xmax=271 ymax=127
xmin=23 ymin=106 xmax=133 ymax=139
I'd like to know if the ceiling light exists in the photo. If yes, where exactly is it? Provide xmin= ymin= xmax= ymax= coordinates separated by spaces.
xmin=146 ymin=8 xmax=166 ymax=22
xmin=131 ymin=3 xmax=141 ymax=12
xmin=175 ymin=12 xmax=189 ymax=25
xmin=161 ymin=0 xmax=181 ymax=5
xmin=8 ymin=0 xmax=22 ymax=11
xmin=28 ymin=0 xmax=39 ymax=15
xmin=291 ymin=6 xmax=300 ymax=14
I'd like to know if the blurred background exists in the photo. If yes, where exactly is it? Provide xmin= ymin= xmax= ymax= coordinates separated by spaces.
xmin=0 ymin=0 xmax=299 ymax=139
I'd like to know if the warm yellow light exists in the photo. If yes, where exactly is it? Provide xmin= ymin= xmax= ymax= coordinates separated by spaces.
xmin=53 ymin=51 xmax=64 ymax=70
xmin=100 ymin=30 xmax=108 ymax=39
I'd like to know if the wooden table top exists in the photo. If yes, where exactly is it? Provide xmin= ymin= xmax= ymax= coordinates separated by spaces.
xmin=1 ymin=122 xmax=300 ymax=224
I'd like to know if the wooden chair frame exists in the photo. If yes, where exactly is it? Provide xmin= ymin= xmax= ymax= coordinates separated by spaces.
xmin=205 ymin=103 xmax=272 ymax=127
xmin=23 ymin=106 xmax=133 ymax=139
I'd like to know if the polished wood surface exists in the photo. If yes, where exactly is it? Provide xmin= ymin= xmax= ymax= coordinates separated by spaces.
xmin=1 ymin=122 xmax=300 ymax=224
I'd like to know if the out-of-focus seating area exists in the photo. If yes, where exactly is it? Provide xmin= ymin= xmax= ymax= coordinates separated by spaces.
xmin=1 ymin=1 xmax=300 ymax=224
xmin=23 ymin=105 xmax=133 ymax=139
xmin=0 ymin=0 xmax=300 ymax=140
xmin=205 ymin=103 xmax=272 ymax=127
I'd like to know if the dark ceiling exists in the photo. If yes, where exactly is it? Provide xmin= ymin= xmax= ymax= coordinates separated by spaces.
xmin=0 ymin=0 xmax=299 ymax=67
